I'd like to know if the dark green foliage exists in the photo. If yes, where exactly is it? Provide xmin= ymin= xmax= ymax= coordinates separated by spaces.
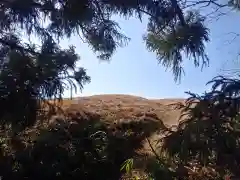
xmin=0 ymin=113 xmax=115 ymax=180
xmin=0 ymin=33 xmax=90 ymax=129
xmin=160 ymin=76 xmax=240 ymax=178
xmin=145 ymin=10 xmax=209 ymax=81
xmin=137 ymin=75 xmax=240 ymax=179
xmin=0 ymin=110 xmax=161 ymax=180
xmin=145 ymin=158 xmax=177 ymax=179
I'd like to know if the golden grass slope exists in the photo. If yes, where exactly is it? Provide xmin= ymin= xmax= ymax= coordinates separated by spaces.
xmin=62 ymin=94 xmax=185 ymax=127
xmin=57 ymin=94 xmax=185 ymax=179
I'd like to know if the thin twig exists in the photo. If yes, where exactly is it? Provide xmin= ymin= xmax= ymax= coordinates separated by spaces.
xmin=146 ymin=137 xmax=162 ymax=162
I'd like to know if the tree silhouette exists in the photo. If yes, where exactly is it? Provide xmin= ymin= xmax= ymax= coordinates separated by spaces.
xmin=0 ymin=34 xmax=90 ymax=129
xmin=145 ymin=10 xmax=209 ymax=81
xmin=158 ymin=76 xmax=240 ymax=179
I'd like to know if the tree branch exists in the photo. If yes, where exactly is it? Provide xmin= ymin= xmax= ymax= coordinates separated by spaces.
xmin=146 ymin=137 xmax=162 ymax=162
xmin=0 ymin=38 xmax=39 ymax=55
xmin=183 ymin=0 xmax=227 ymax=9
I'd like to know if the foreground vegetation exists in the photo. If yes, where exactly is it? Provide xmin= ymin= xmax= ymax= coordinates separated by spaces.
xmin=2 ymin=78 xmax=240 ymax=179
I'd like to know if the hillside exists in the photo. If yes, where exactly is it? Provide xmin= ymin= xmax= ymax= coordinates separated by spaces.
xmin=50 ymin=94 xmax=185 ymax=178
xmin=62 ymin=94 xmax=185 ymax=127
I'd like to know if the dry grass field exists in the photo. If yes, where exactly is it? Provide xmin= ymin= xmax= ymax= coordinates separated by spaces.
xmin=61 ymin=94 xmax=185 ymax=127
xmin=51 ymin=94 xmax=186 ymax=179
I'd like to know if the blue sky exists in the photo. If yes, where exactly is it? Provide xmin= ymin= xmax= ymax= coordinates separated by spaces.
xmin=60 ymin=9 xmax=240 ymax=99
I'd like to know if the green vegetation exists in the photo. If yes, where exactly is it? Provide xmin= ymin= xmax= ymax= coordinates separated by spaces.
xmin=0 ymin=0 xmax=240 ymax=179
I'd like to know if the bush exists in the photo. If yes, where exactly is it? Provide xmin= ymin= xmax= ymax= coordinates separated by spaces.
xmin=0 ymin=110 xmax=161 ymax=180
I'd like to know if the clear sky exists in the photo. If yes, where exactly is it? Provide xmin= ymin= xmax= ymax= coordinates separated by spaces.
xmin=60 ymin=9 xmax=240 ymax=99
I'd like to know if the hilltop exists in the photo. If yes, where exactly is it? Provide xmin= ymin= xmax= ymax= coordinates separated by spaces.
xmin=61 ymin=94 xmax=185 ymax=127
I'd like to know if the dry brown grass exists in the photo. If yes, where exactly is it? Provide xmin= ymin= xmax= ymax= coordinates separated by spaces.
xmin=23 ymin=95 xmax=185 ymax=179
xmin=60 ymin=94 xmax=186 ymax=149
xmin=61 ymin=94 xmax=185 ymax=127
xmin=51 ymin=94 xmax=184 ymax=178
xmin=52 ymin=94 xmax=185 ymax=179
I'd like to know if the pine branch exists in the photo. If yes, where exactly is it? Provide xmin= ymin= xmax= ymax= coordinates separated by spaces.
xmin=0 ymin=38 xmax=39 ymax=55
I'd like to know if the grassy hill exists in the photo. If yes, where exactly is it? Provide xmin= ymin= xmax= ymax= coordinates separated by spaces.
xmin=56 ymin=94 xmax=186 ymax=179
xmin=2 ymin=94 xmax=225 ymax=179
xmin=1 ymin=94 xmax=188 ymax=180
xmin=62 ymin=94 xmax=184 ymax=126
